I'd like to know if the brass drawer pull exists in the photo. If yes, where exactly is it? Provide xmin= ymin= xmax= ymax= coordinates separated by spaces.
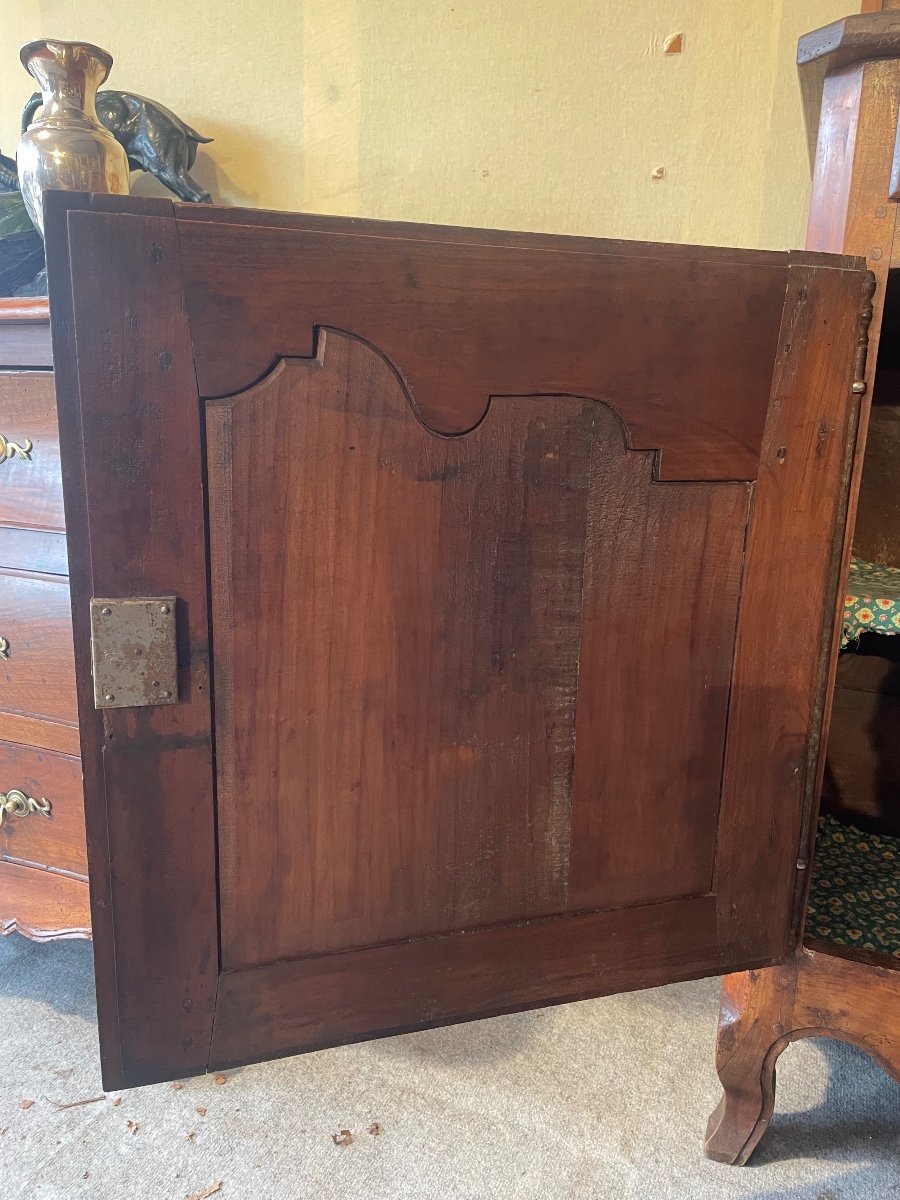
xmin=0 ymin=434 xmax=32 ymax=463
xmin=0 ymin=788 xmax=51 ymax=825
xmin=0 ymin=637 xmax=10 ymax=660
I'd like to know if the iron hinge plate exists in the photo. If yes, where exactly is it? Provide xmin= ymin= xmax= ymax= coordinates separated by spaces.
xmin=90 ymin=596 xmax=178 ymax=710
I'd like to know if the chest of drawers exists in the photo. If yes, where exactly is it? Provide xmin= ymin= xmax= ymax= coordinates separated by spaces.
xmin=0 ymin=298 xmax=89 ymax=941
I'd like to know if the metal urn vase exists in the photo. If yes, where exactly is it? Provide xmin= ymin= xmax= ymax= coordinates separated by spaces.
xmin=16 ymin=39 xmax=130 ymax=236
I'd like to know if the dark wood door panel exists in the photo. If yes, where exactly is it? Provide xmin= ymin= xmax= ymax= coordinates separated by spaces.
xmin=208 ymin=334 xmax=593 ymax=967
xmin=178 ymin=220 xmax=788 ymax=482
xmin=207 ymin=331 xmax=750 ymax=970
xmin=45 ymin=195 xmax=867 ymax=1089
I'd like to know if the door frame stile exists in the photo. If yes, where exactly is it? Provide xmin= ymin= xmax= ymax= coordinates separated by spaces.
xmin=45 ymin=192 xmax=220 ymax=1089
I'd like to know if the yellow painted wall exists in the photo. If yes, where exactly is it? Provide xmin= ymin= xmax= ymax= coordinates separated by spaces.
xmin=0 ymin=1 xmax=851 ymax=249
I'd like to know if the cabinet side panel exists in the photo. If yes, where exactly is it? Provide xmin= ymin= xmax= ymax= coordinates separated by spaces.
xmin=716 ymin=263 xmax=867 ymax=962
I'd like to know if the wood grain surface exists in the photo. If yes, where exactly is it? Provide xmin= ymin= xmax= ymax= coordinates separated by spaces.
xmin=0 ymin=569 xmax=77 ymax=725
xmin=178 ymin=218 xmax=789 ymax=482
xmin=46 ymin=193 xmax=218 ymax=1089
xmin=0 ymin=858 xmax=90 ymax=941
xmin=210 ymin=895 xmax=733 ymax=1069
xmin=705 ymin=944 xmax=900 ymax=1165
xmin=45 ymin=193 xmax=868 ymax=1086
xmin=208 ymin=332 xmax=750 ymax=970
xmin=715 ymin=262 xmax=870 ymax=964
xmin=0 ymin=527 xmax=68 ymax=576
xmin=0 ymin=300 xmax=52 ymax=370
xmin=0 ymin=372 xmax=65 ymax=532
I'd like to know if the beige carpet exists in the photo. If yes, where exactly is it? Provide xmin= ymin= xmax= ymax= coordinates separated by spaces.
xmin=0 ymin=936 xmax=897 ymax=1200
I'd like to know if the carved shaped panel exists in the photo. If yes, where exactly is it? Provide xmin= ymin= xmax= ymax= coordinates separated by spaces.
xmin=180 ymin=220 xmax=789 ymax=482
xmin=206 ymin=331 xmax=750 ymax=971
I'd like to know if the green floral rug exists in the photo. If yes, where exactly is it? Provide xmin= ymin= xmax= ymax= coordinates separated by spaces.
xmin=806 ymin=815 xmax=900 ymax=958
xmin=842 ymin=557 xmax=900 ymax=645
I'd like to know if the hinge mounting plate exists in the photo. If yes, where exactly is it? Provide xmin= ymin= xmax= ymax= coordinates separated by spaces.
xmin=90 ymin=596 xmax=178 ymax=709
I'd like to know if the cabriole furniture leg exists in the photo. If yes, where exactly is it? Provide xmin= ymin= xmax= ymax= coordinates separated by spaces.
xmin=704 ymin=945 xmax=900 ymax=1165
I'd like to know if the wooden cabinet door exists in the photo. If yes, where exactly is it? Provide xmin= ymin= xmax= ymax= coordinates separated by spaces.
xmin=44 ymin=194 xmax=870 ymax=1089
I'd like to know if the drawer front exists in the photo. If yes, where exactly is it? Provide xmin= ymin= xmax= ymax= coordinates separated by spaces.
xmin=0 ymin=526 xmax=69 ymax=576
xmin=0 ymin=371 xmax=63 ymax=532
xmin=0 ymin=741 xmax=86 ymax=876
xmin=0 ymin=569 xmax=77 ymax=725
xmin=0 ymin=861 xmax=90 ymax=940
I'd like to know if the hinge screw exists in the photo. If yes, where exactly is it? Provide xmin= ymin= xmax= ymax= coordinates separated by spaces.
xmin=160 ymin=689 xmax=171 ymax=699
xmin=104 ymin=693 xmax=115 ymax=703
xmin=101 ymin=606 xmax=111 ymax=616
xmin=160 ymin=604 xmax=170 ymax=614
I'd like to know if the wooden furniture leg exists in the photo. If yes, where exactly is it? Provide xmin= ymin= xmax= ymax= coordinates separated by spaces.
xmin=704 ymin=944 xmax=900 ymax=1165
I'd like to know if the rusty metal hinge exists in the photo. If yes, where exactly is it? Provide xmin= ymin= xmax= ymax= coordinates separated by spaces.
xmin=90 ymin=597 xmax=178 ymax=710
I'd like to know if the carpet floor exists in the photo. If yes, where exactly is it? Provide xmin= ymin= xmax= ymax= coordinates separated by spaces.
xmin=0 ymin=936 xmax=898 ymax=1200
